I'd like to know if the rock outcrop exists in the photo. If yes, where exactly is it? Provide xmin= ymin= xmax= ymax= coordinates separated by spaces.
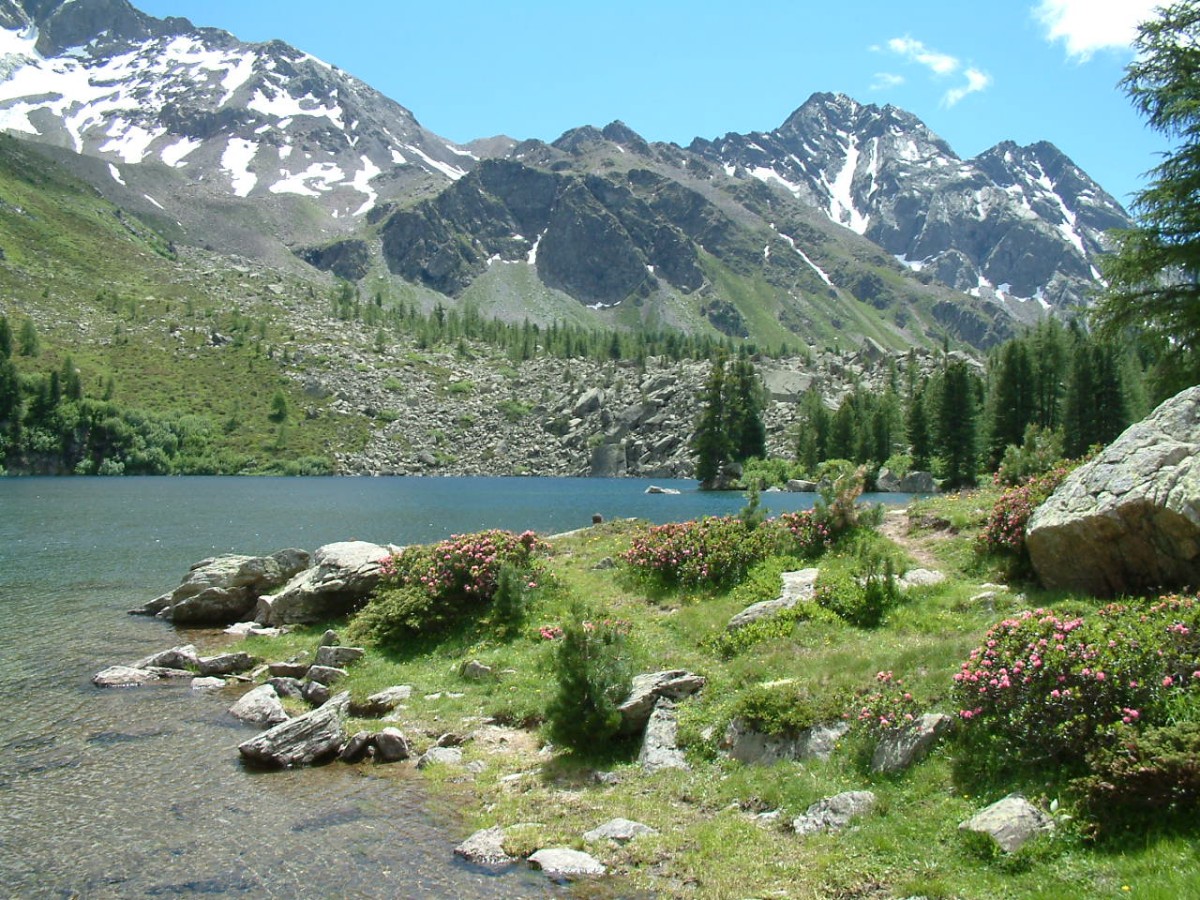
xmin=792 ymin=790 xmax=877 ymax=836
xmin=720 ymin=718 xmax=848 ymax=765
xmin=1027 ymin=386 xmax=1200 ymax=596
xmin=255 ymin=541 xmax=395 ymax=625
xmin=959 ymin=794 xmax=1053 ymax=853
xmin=133 ymin=550 xmax=311 ymax=624
xmin=727 ymin=568 xmax=819 ymax=631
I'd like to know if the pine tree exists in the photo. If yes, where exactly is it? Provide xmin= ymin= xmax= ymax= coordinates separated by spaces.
xmin=726 ymin=357 xmax=767 ymax=462
xmin=692 ymin=353 xmax=732 ymax=486
xmin=906 ymin=384 xmax=932 ymax=471
xmin=936 ymin=358 xmax=979 ymax=489
xmin=0 ymin=315 xmax=11 ymax=360
xmin=986 ymin=338 xmax=1035 ymax=467
xmin=795 ymin=388 xmax=831 ymax=473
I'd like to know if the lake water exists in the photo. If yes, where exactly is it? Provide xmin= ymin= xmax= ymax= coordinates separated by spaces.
xmin=0 ymin=477 xmax=907 ymax=898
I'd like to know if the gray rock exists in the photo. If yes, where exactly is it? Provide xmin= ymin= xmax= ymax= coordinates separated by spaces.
xmin=792 ymin=791 xmax=877 ymax=836
xmin=339 ymin=731 xmax=373 ymax=763
xmin=133 ymin=644 xmax=199 ymax=671
xmin=528 ymin=848 xmax=606 ymax=878
xmin=351 ymin=684 xmax=413 ymax=717
xmin=618 ymin=670 xmax=707 ymax=734
xmin=229 ymin=684 xmax=289 ymax=727
xmin=190 ymin=676 xmax=226 ymax=691
xmin=583 ymin=818 xmax=657 ymax=844
xmin=727 ymin=568 xmax=819 ymax=631
xmin=460 ymin=660 xmax=496 ymax=682
xmin=897 ymin=568 xmax=946 ymax=590
xmin=639 ymin=700 xmax=688 ymax=773
xmin=454 ymin=826 xmax=515 ymax=867
xmin=197 ymin=652 xmax=256 ymax=676
xmin=416 ymin=746 xmax=463 ymax=769
xmin=720 ymin=718 xmax=848 ymax=765
xmin=256 ymin=541 xmax=394 ymax=625
xmin=898 ymin=471 xmax=938 ymax=493
xmin=238 ymin=691 xmax=350 ymax=768
xmin=306 ymin=665 xmax=348 ymax=686
xmin=268 ymin=661 xmax=310 ymax=679
xmin=875 ymin=467 xmax=901 ymax=492
xmin=374 ymin=727 xmax=412 ymax=763
xmin=645 ymin=485 xmax=681 ymax=495
xmin=959 ymin=794 xmax=1053 ymax=852
xmin=871 ymin=713 xmax=955 ymax=773
xmin=92 ymin=665 xmax=164 ymax=687
xmin=301 ymin=681 xmax=331 ymax=707
xmin=1027 ymin=386 xmax=1200 ymax=596
xmin=318 ymin=629 xmax=341 ymax=648
xmin=786 ymin=479 xmax=818 ymax=493
xmin=268 ymin=676 xmax=306 ymax=699
xmin=145 ymin=549 xmax=311 ymax=625
xmin=314 ymin=645 xmax=365 ymax=668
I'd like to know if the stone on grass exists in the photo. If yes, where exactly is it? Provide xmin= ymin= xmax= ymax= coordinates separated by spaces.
xmin=301 ymin=680 xmax=331 ymax=707
xmin=792 ymin=791 xmax=877 ymax=836
xmin=617 ymin=670 xmax=706 ymax=734
xmin=306 ymin=665 xmax=348 ymax=686
xmin=350 ymin=684 xmax=413 ymax=717
xmin=639 ymin=700 xmax=688 ymax=773
xmin=897 ymin=569 xmax=946 ymax=591
xmin=583 ymin=818 xmax=657 ymax=844
xmin=720 ymin=718 xmax=847 ymax=765
xmin=268 ymin=676 xmax=305 ymax=699
xmin=374 ymin=728 xmax=412 ymax=763
xmin=727 ymin=568 xmax=819 ymax=631
xmin=528 ymin=848 xmax=606 ymax=878
xmin=314 ymin=645 xmax=364 ymax=668
xmin=958 ymin=794 xmax=1053 ymax=853
xmin=229 ymin=684 xmax=289 ymax=727
xmin=416 ymin=746 xmax=463 ymax=770
xmin=237 ymin=691 xmax=349 ymax=768
xmin=460 ymin=660 xmax=496 ymax=682
xmin=454 ymin=826 xmax=515 ymax=867
xmin=268 ymin=661 xmax=310 ymax=679
xmin=871 ymin=713 xmax=955 ymax=774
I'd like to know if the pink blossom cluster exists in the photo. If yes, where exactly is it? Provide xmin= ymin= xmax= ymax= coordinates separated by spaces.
xmin=775 ymin=509 xmax=834 ymax=557
xmin=621 ymin=515 xmax=769 ymax=588
xmin=378 ymin=528 xmax=549 ymax=604
xmin=849 ymin=670 xmax=922 ymax=734
xmin=977 ymin=466 xmax=1071 ymax=557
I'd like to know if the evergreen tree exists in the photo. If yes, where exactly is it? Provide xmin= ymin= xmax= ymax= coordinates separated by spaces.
xmin=794 ymin=388 xmax=831 ymax=473
xmin=1031 ymin=319 xmax=1069 ymax=430
xmin=906 ymin=383 xmax=932 ymax=471
xmin=936 ymin=358 xmax=979 ymax=489
xmin=1063 ymin=338 xmax=1130 ymax=457
xmin=726 ymin=357 xmax=767 ymax=462
xmin=692 ymin=353 xmax=732 ymax=486
xmin=17 ymin=318 xmax=38 ymax=357
xmin=986 ymin=338 xmax=1035 ymax=467
xmin=0 ymin=315 xmax=11 ymax=360
xmin=1093 ymin=1 xmax=1200 ymax=394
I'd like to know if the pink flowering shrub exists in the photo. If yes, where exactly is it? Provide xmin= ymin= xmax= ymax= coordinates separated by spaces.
xmin=351 ymin=529 xmax=549 ymax=644
xmin=775 ymin=509 xmax=835 ymax=557
xmin=976 ymin=465 xmax=1071 ymax=561
xmin=952 ymin=596 xmax=1200 ymax=767
xmin=621 ymin=515 xmax=773 ymax=589
xmin=849 ymin=671 xmax=923 ymax=737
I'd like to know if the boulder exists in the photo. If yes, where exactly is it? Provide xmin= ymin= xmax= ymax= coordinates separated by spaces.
xmin=190 ymin=677 xmax=226 ymax=691
xmin=255 ymin=541 xmax=395 ymax=625
xmin=528 ymin=848 xmax=606 ymax=878
xmin=350 ymin=684 xmax=413 ymax=717
xmin=959 ymin=794 xmax=1053 ymax=853
xmin=870 ymin=713 xmax=955 ymax=774
xmin=638 ymin=700 xmax=688 ymax=773
xmin=454 ymin=826 xmax=515 ymax=867
xmin=786 ymin=479 xmax=818 ymax=493
xmin=138 ymin=549 xmax=311 ymax=625
xmin=1027 ymin=386 xmax=1200 ymax=597
xmin=897 ymin=568 xmax=946 ymax=591
xmin=306 ymin=665 xmax=348 ymax=686
xmin=583 ymin=818 xmax=657 ymax=844
xmin=416 ymin=746 xmax=463 ymax=769
xmin=898 ymin=471 xmax=938 ymax=493
xmin=720 ymin=718 xmax=847 ymax=765
xmin=268 ymin=676 xmax=306 ymax=700
xmin=460 ymin=660 xmax=496 ymax=682
xmin=133 ymin=645 xmax=199 ymax=671
xmin=314 ymin=646 xmax=364 ymax=668
xmin=92 ymin=665 xmax=164 ymax=687
xmin=727 ymin=568 xmax=819 ymax=631
xmin=875 ymin=467 xmax=901 ymax=492
xmin=373 ymin=727 xmax=412 ymax=763
xmin=238 ymin=691 xmax=350 ymax=768
xmin=645 ymin=485 xmax=681 ymax=495
xmin=792 ymin=791 xmax=877 ymax=836
xmin=228 ymin=684 xmax=289 ymax=727
xmin=301 ymin=681 xmax=331 ymax=707
xmin=617 ymin=670 xmax=706 ymax=734
xmin=339 ymin=731 xmax=373 ymax=763
xmin=267 ymin=661 xmax=310 ymax=679
xmin=197 ymin=652 xmax=256 ymax=676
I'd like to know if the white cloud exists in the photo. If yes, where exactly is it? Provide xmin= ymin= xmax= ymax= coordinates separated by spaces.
xmin=943 ymin=67 xmax=993 ymax=107
xmin=870 ymin=72 xmax=906 ymax=91
xmin=1033 ymin=0 xmax=1162 ymax=60
xmin=887 ymin=36 xmax=960 ymax=76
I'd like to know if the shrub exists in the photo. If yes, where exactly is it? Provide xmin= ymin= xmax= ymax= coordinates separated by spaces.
xmin=774 ymin=509 xmax=834 ymax=558
xmin=815 ymin=546 xmax=900 ymax=629
xmin=976 ymin=464 xmax=1072 ymax=566
xmin=995 ymin=425 xmax=1064 ymax=487
xmin=1074 ymin=721 xmax=1200 ymax=837
xmin=951 ymin=596 xmax=1200 ymax=770
xmin=545 ymin=606 xmax=633 ymax=751
xmin=848 ymin=670 xmax=923 ymax=738
xmin=351 ymin=529 xmax=548 ymax=642
xmin=621 ymin=515 xmax=772 ymax=590
xmin=731 ymin=680 xmax=845 ymax=737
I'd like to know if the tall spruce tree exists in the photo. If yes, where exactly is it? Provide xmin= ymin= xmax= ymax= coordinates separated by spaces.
xmin=726 ymin=357 xmax=767 ymax=462
xmin=1093 ymin=1 xmax=1200 ymax=395
xmin=936 ymin=358 xmax=979 ymax=489
xmin=986 ymin=338 xmax=1035 ymax=467
xmin=692 ymin=353 xmax=732 ymax=486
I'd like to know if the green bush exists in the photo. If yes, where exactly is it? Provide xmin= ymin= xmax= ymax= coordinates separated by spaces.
xmin=995 ymin=425 xmax=1064 ymax=487
xmin=976 ymin=464 xmax=1072 ymax=570
xmin=730 ymin=680 xmax=845 ymax=737
xmin=545 ymin=605 xmax=633 ymax=752
xmin=621 ymin=515 xmax=773 ymax=590
xmin=1074 ymin=721 xmax=1200 ymax=837
xmin=815 ymin=547 xmax=900 ymax=629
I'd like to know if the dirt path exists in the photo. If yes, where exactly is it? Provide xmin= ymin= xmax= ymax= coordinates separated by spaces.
xmin=880 ymin=508 xmax=944 ymax=570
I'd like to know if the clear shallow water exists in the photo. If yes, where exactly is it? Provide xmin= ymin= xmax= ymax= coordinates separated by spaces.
xmin=0 ymin=477 xmax=908 ymax=898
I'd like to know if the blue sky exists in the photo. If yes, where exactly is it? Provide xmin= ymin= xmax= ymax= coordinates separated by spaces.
xmin=137 ymin=0 xmax=1166 ymax=208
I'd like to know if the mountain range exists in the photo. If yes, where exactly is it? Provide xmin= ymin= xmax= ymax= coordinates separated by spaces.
xmin=0 ymin=0 xmax=1132 ymax=356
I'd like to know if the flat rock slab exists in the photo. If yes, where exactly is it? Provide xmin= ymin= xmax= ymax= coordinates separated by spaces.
xmin=583 ymin=818 xmax=657 ymax=844
xmin=618 ymin=670 xmax=706 ymax=734
xmin=792 ymin=791 xmax=877 ymax=836
xmin=197 ymin=652 xmax=256 ymax=676
xmin=314 ymin=645 xmax=364 ymax=668
xmin=528 ymin=848 xmax=606 ymax=878
xmin=416 ymin=746 xmax=463 ymax=769
xmin=351 ymin=684 xmax=413 ymax=717
xmin=959 ymin=794 xmax=1053 ymax=853
xmin=720 ymin=718 xmax=847 ymax=765
xmin=454 ymin=826 xmax=516 ymax=867
xmin=639 ymin=700 xmax=688 ymax=773
xmin=190 ymin=677 xmax=226 ymax=691
xmin=92 ymin=665 xmax=164 ymax=687
xmin=897 ymin=568 xmax=946 ymax=590
xmin=229 ymin=684 xmax=289 ymax=727
xmin=133 ymin=645 xmax=199 ymax=670
xmin=238 ymin=692 xmax=349 ymax=768
xmin=727 ymin=568 xmax=820 ymax=632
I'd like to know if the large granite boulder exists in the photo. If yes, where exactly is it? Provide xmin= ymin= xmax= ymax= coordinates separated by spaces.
xmin=134 ymin=549 xmax=311 ymax=624
xmin=1027 ymin=386 xmax=1200 ymax=596
xmin=237 ymin=692 xmax=350 ymax=768
xmin=255 ymin=541 xmax=396 ymax=626
xmin=720 ymin=717 xmax=847 ymax=765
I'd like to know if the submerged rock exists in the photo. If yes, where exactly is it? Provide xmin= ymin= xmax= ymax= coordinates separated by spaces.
xmin=455 ymin=826 xmax=515 ymax=867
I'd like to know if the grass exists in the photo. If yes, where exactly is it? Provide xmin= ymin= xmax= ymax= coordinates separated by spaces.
xmin=222 ymin=495 xmax=1200 ymax=898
